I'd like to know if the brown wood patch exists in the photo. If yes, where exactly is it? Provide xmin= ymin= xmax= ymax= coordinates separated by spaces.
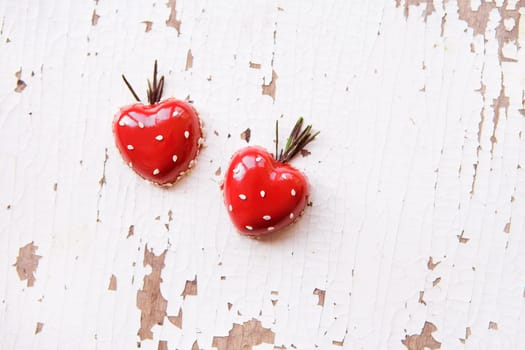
xmin=212 ymin=319 xmax=275 ymax=350
xmin=402 ymin=321 xmax=441 ymax=350
xmin=181 ymin=276 xmax=197 ymax=299
xmin=14 ymin=242 xmax=41 ymax=287
xmin=136 ymin=245 xmax=168 ymax=340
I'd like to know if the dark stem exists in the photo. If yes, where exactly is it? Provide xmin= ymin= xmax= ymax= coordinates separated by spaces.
xmin=146 ymin=60 xmax=164 ymax=105
xmin=121 ymin=74 xmax=141 ymax=102
xmin=275 ymin=120 xmax=279 ymax=160
xmin=121 ymin=60 xmax=165 ymax=105
xmin=275 ymin=117 xmax=319 ymax=163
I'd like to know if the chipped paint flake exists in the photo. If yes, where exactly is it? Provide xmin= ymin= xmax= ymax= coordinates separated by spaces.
xmin=457 ymin=230 xmax=470 ymax=243
xmin=313 ymin=288 xmax=325 ymax=306
xmin=108 ymin=274 xmax=117 ymax=291
xmin=127 ymin=225 xmax=135 ymax=238
xmin=432 ymin=277 xmax=442 ymax=287
xmin=427 ymin=256 xmax=440 ymax=270
xmin=13 ymin=242 xmax=41 ymax=287
xmin=240 ymin=128 xmax=251 ymax=143
xmin=262 ymin=70 xmax=278 ymax=101
xmin=34 ymin=322 xmax=43 ymax=335
xmin=165 ymin=0 xmax=181 ymax=34
xmin=142 ymin=21 xmax=153 ymax=32
xmin=136 ymin=246 xmax=168 ymax=340
xmin=181 ymin=276 xmax=197 ymax=299
xmin=402 ymin=321 xmax=441 ymax=350
xmin=396 ymin=0 xmax=435 ymax=21
xmin=14 ymin=69 xmax=26 ymax=92
xmin=185 ymin=49 xmax=193 ymax=71
xmin=91 ymin=9 xmax=100 ymax=26
xmin=167 ymin=307 xmax=183 ymax=329
xmin=212 ymin=319 xmax=275 ymax=350
xmin=158 ymin=340 xmax=168 ymax=350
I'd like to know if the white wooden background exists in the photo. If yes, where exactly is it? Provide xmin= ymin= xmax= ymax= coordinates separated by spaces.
xmin=1 ymin=0 xmax=524 ymax=349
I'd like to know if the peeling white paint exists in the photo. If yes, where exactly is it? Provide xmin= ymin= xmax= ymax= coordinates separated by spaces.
xmin=0 ymin=0 xmax=524 ymax=349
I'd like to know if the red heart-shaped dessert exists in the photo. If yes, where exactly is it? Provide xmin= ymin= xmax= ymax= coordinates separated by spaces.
xmin=223 ymin=146 xmax=308 ymax=235
xmin=113 ymin=61 xmax=203 ymax=185
xmin=222 ymin=118 xmax=319 ymax=236
xmin=113 ymin=99 xmax=202 ymax=185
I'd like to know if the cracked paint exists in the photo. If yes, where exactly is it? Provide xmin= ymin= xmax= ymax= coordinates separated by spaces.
xmin=2 ymin=1 xmax=525 ymax=349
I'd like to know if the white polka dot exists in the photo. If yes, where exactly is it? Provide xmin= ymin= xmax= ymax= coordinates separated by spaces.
xmin=245 ymin=225 xmax=253 ymax=231
xmin=255 ymin=156 xmax=262 ymax=162
xmin=267 ymin=227 xmax=275 ymax=231
xmin=281 ymin=174 xmax=288 ymax=179
xmin=184 ymin=131 xmax=190 ymax=139
xmin=138 ymin=121 xmax=145 ymax=128
xmin=289 ymin=213 xmax=294 ymax=219
xmin=228 ymin=204 xmax=233 ymax=212
xmin=172 ymin=155 xmax=178 ymax=163
xmin=155 ymin=135 xmax=164 ymax=141
xmin=260 ymin=190 xmax=266 ymax=198
xmin=263 ymin=215 xmax=271 ymax=221
xmin=172 ymin=109 xmax=180 ymax=117
xmin=153 ymin=168 xmax=160 ymax=175
xmin=238 ymin=194 xmax=247 ymax=200
xmin=291 ymin=189 xmax=296 ymax=196
xmin=127 ymin=145 xmax=134 ymax=150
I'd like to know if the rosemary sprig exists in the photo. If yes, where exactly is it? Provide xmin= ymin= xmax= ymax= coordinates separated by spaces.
xmin=122 ymin=60 xmax=165 ymax=105
xmin=276 ymin=117 xmax=319 ymax=163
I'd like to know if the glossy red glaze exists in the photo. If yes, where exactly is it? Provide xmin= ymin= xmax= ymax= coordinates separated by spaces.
xmin=223 ymin=146 xmax=309 ymax=236
xmin=113 ymin=98 xmax=202 ymax=185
